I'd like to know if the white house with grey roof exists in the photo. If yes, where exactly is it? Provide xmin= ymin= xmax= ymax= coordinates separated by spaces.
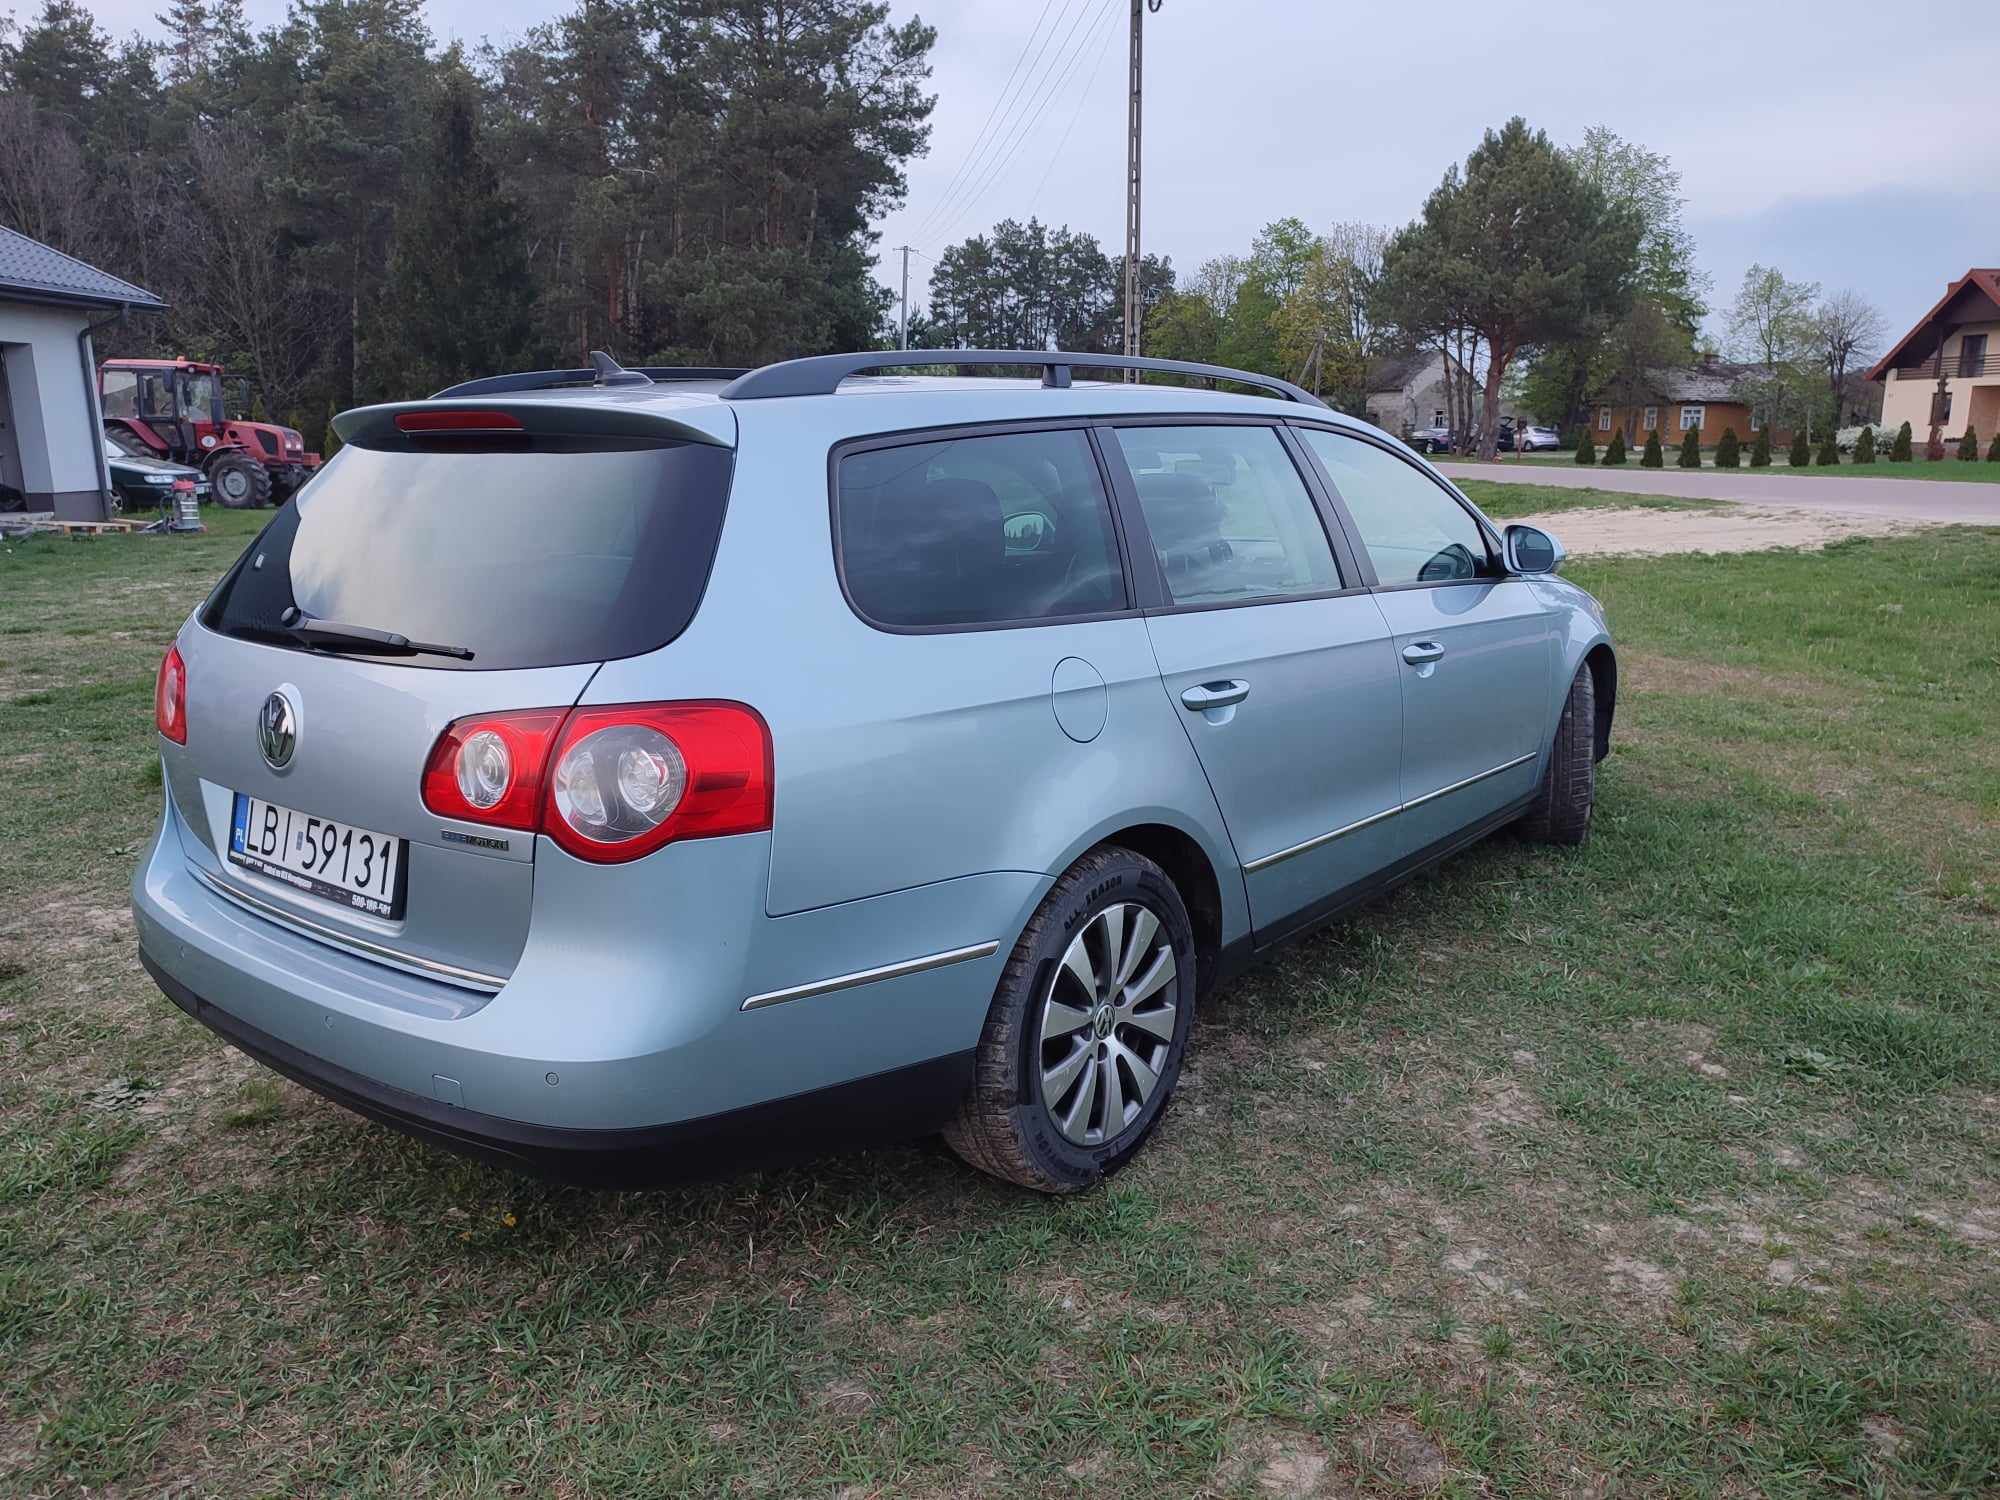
xmin=0 ymin=226 xmax=165 ymax=521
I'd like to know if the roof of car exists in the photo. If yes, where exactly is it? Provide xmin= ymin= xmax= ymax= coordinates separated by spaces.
xmin=346 ymin=354 xmax=1383 ymax=454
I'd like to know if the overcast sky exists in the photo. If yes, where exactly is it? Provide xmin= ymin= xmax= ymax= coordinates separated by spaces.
xmin=73 ymin=0 xmax=1998 ymax=345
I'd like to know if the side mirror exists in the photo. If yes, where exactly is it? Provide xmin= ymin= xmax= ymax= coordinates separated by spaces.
xmin=1504 ymin=523 xmax=1564 ymax=575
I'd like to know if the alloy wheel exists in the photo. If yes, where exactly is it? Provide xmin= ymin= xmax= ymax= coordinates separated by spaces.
xmin=1038 ymin=901 xmax=1178 ymax=1146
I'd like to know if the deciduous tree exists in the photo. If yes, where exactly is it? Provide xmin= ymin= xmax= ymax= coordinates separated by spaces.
xmin=1377 ymin=118 xmax=1639 ymax=459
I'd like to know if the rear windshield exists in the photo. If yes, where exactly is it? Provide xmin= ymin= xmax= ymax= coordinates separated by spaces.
xmin=202 ymin=441 xmax=733 ymax=671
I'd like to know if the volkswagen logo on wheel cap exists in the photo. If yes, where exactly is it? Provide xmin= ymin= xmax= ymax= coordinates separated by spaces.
xmin=258 ymin=691 xmax=297 ymax=769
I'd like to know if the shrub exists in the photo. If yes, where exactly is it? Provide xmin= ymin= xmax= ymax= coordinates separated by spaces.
xmin=1890 ymin=421 xmax=1913 ymax=461
xmin=1641 ymin=429 xmax=1663 ymax=467
xmin=1603 ymin=429 xmax=1627 ymax=465
xmin=1677 ymin=427 xmax=1701 ymax=467
xmin=1715 ymin=427 xmax=1741 ymax=467
xmin=1816 ymin=430 xmax=1840 ymax=465
xmin=1853 ymin=425 xmax=1876 ymax=464
xmin=1788 ymin=430 xmax=1811 ymax=466
xmin=1958 ymin=426 xmax=1980 ymax=461
xmin=1750 ymin=427 xmax=1772 ymax=466
xmin=1988 ymin=433 xmax=2000 ymax=462
xmin=1574 ymin=428 xmax=1596 ymax=465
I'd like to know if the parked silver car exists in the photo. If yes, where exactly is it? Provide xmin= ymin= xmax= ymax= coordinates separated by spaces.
xmin=133 ymin=350 xmax=1616 ymax=1192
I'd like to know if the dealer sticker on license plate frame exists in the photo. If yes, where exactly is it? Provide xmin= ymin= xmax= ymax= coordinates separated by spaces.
xmin=228 ymin=793 xmax=406 ymax=919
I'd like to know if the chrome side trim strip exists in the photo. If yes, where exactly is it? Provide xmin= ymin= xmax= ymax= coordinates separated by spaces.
xmin=1239 ymin=751 xmax=1539 ymax=874
xmin=1241 ymin=804 xmax=1400 ymax=874
xmin=1400 ymin=750 xmax=1538 ymax=811
xmin=191 ymin=866 xmax=509 ymax=993
xmin=742 ymin=940 xmax=1001 ymax=1012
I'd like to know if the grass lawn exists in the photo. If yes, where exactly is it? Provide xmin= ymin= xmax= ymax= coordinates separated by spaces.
xmin=2 ymin=512 xmax=1996 ymax=1496
xmin=1500 ymin=451 xmax=2000 ymax=483
xmin=1452 ymin=480 xmax=1726 ymax=519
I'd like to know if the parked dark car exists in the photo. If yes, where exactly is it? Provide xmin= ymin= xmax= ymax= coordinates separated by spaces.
xmin=105 ymin=428 xmax=209 ymax=512
xmin=1406 ymin=424 xmax=1458 ymax=454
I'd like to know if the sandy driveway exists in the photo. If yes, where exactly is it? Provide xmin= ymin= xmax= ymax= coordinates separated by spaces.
xmin=1511 ymin=504 xmax=1936 ymax=557
xmin=1437 ymin=460 xmax=2000 ymax=525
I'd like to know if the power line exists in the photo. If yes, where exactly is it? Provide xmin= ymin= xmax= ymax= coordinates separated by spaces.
xmin=925 ymin=0 xmax=1116 ymax=251
xmin=905 ymin=0 xmax=1070 ymax=246
xmin=1024 ymin=0 xmax=1122 ymax=218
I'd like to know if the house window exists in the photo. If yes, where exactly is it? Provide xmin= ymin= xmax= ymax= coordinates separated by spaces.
xmin=1598 ymin=407 xmax=1612 ymax=432
xmin=1679 ymin=405 xmax=1705 ymax=431
xmin=1749 ymin=410 xmax=1763 ymax=433
xmin=1432 ymin=408 xmax=1444 ymax=428
xmin=1642 ymin=405 xmax=1658 ymax=432
xmin=1959 ymin=333 xmax=1988 ymax=378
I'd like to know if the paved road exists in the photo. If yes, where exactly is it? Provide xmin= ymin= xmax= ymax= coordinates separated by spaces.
xmin=1435 ymin=462 xmax=2000 ymax=526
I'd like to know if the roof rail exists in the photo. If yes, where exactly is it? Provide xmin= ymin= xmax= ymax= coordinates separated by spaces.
xmin=715 ymin=349 xmax=1330 ymax=407
xmin=430 ymin=360 xmax=751 ymax=400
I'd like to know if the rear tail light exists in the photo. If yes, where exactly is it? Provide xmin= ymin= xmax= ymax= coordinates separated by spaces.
xmin=420 ymin=702 xmax=770 ymax=863
xmin=420 ymin=710 xmax=565 ymax=829
xmin=154 ymin=643 xmax=187 ymax=744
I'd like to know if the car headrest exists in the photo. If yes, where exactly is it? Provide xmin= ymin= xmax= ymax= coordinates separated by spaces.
xmin=1133 ymin=469 xmax=1223 ymax=549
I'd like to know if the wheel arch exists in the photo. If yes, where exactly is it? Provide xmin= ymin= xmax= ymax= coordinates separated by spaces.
xmin=1045 ymin=814 xmax=1240 ymax=1000
xmin=1581 ymin=641 xmax=1617 ymax=762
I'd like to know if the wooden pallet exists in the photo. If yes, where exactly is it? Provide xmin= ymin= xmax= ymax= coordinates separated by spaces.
xmin=0 ymin=516 xmax=149 ymax=538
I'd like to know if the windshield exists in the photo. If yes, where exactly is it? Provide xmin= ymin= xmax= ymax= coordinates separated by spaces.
xmin=201 ymin=439 xmax=734 ymax=671
xmin=103 ymin=429 xmax=143 ymax=459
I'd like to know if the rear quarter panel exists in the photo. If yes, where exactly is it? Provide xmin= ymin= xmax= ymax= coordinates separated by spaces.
xmin=581 ymin=397 xmax=1248 ymax=946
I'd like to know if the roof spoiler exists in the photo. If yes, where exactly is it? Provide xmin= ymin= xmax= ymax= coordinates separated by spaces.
xmin=432 ymin=351 xmax=750 ymax=399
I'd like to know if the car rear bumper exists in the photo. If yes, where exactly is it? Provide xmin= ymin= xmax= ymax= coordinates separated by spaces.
xmin=132 ymin=791 xmax=1034 ymax=1181
xmin=141 ymin=950 xmax=973 ymax=1185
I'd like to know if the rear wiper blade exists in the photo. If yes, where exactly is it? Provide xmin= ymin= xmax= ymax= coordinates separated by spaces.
xmin=279 ymin=607 xmax=474 ymax=661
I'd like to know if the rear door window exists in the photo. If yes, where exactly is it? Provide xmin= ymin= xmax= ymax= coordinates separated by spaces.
xmin=1113 ymin=425 xmax=1341 ymax=605
xmin=202 ymin=440 xmax=733 ymax=670
xmin=837 ymin=428 xmax=1126 ymax=629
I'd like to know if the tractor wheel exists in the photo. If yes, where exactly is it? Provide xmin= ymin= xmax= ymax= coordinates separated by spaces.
xmin=208 ymin=453 xmax=272 ymax=509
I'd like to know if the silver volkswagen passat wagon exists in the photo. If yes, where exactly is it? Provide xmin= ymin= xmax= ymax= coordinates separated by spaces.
xmin=133 ymin=349 xmax=1615 ymax=1192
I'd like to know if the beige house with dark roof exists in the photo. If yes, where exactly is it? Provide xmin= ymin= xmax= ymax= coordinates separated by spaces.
xmin=1869 ymin=268 xmax=2000 ymax=442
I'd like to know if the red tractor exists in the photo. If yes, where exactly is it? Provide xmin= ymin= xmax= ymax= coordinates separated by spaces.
xmin=98 ymin=357 xmax=320 ymax=508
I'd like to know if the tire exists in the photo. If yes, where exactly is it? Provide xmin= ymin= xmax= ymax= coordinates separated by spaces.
xmin=1519 ymin=664 xmax=1597 ymax=845
xmin=944 ymin=846 xmax=1197 ymax=1193
xmin=208 ymin=452 xmax=272 ymax=509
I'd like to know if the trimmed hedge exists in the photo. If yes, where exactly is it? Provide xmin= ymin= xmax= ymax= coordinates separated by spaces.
xmin=1750 ymin=427 xmax=1772 ymax=466
xmin=1641 ymin=429 xmax=1663 ymax=467
xmin=1890 ymin=421 xmax=1913 ymax=461
xmin=1816 ymin=430 xmax=1840 ymax=465
xmin=1677 ymin=427 xmax=1701 ymax=467
xmin=1789 ymin=430 xmax=1811 ymax=466
xmin=1574 ymin=429 xmax=1596 ymax=465
xmin=1715 ymin=428 xmax=1741 ymax=467
xmin=1959 ymin=426 xmax=1981 ymax=461
xmin=1853 ymin=426 xmax=1876 ymax=464
xmin=1603 ymin=430 xmax=1627 ymax=465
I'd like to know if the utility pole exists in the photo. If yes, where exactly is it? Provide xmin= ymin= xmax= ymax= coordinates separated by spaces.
xmin=1122 ymin=1 xmax=1159 ymax=377
xmin=896 ymin=245 xmax=913 ymax=350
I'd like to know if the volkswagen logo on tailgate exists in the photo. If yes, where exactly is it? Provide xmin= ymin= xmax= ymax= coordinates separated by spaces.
xmin=258 ymin=691 xmax=297 ymax=769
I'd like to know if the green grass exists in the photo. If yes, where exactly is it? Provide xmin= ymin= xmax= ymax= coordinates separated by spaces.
xmin=1453 ymin=480 xmax=1727 ymax=519
xmin=1497 ymin=451 xmax=2000 ymax=482
xmin=2 ymin=515 xmax=1996 ymax=1495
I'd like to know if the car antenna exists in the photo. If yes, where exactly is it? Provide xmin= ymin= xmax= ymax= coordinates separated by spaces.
xmin=589 ymin=350 xmax=653 ymax=387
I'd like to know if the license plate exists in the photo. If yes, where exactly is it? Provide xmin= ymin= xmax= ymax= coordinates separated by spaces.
xmin=228 ymin=793 xmax=405 ymax=918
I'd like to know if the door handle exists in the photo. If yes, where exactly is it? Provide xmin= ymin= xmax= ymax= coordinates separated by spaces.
xmin=1402 ymin=641 xmax=1445 ymax=666
xmin=1180 ymin=680 xmax=1250 ymax=711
